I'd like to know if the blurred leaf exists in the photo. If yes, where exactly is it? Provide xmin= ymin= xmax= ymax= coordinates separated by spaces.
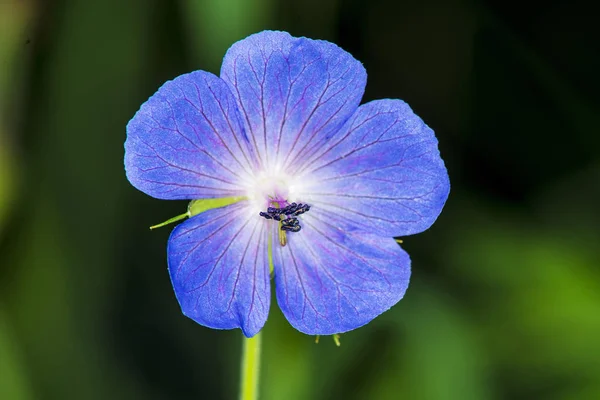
xmin=533 ymin=164 xmax=600 ymax=238
xmin=365 ymin=0 xmax=478 ymax=134
xmin=0 ymin=308 xmax=33 ymax=400
xmin=182 ymin=0 xmax=273 ymax=71
xmin=361 ymin=283 xmax=492 ymax=400
xmin=0 ymin=0 xmax=32 ymax=231
xmin=261 ymin=306 xmax=314 ymax=400
xmin=445 ymin=200 xmax=600 ymax=398
xmin=0 ymin=0 xmax=33 ymax=109
xmin=3 ymin=0 xmax=157 ymax=398
xmin=0 ymin=139 xmax=16 ymax=231
xmin=6 ymin=196 xmax=82 ymax=398
xmin=464 ymin=9 xmax=599 ymax=199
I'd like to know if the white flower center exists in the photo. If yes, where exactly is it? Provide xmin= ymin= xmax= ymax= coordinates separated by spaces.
xmin=245 ymin=169 xmax=306 ymax=213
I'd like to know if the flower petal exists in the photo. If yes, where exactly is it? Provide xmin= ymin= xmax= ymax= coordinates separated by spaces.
xmin=125 ymin=71 xmax=256 ymax=200
xmin=220 ymin=30 xmax=366 ymax=172
xmin=272 ymin=215 xmax=410 ymax=335
xmin=298 ymin=99 xmax=450 ymax=237
xmin=167 ymin=203 xmax=269 ymax=337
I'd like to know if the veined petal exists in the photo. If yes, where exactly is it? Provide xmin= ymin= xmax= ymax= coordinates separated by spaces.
xmin=273 ymin=214 xmax=410 ymax=335
xmin=167 ymin=203 xmax=269 ymax=337
xmin=125 ymin=71 xmax=256 ymax=200
xmin=298 ymin=99 xmax=450 ymax=237
xmin=220 ymin=31 xmax=366 ymax=172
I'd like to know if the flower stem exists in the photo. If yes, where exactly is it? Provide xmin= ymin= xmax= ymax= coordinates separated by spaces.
xmin=239 ymin=332 xmax=262 ymax=400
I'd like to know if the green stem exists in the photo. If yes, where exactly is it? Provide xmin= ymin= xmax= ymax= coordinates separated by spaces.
xmin=239 ymin=333 xmax=262 ymax=400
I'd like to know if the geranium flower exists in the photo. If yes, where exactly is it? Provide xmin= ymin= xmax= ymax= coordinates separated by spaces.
xmin=125 ymin=31 xmax=449 ymax=338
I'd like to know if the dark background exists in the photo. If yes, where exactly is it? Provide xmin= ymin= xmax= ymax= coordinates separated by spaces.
xmin=1 ymin=0 xmax=599 ymax=399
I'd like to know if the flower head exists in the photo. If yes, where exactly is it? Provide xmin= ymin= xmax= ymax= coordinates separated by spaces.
xmin=125 ymin=31 xmax=449 ymax=337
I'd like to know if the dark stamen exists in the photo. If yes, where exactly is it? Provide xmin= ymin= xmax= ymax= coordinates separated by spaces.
xmin=281 ymin=225 xmax=301 ymax=232
xmin=259 ymin=202 xmax=310 ymax=234
xmin=259 ymin=211 xmax=272 ymax=220
xmin=281 ymin=217 xmax=299 ymax=227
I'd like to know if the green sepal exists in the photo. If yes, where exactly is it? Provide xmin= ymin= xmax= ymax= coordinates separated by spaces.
xmin=150 ymin=196 xmax=247 ymax=230
xmin=187 ymin=196 xmax=246 ymax=217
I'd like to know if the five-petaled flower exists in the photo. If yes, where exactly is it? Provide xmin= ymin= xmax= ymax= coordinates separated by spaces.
xmin=124 ymin=31 xmax=449 ymax=338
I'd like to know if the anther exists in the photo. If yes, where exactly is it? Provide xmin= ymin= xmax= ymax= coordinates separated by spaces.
xmin=259 ymin=203 xmax=310 ymax=237
xmin=259 ymin=211 xmax=272 ymax=220
xmin=281 ymin=225 xmax=301 ymax=232
xmin=292 ymin=205 xmax=309 ymax=216
xmin=281 ymin=217 xmax=299 ymax=227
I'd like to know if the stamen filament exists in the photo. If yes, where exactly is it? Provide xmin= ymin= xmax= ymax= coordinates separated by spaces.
xmin=268 ymin=228 xmax=274 ymax=276
xmin=278 ymin=222 xmax=287 ymax=246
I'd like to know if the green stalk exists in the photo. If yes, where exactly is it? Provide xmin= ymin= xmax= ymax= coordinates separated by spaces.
xmin=239 ymin=333 xmax=262 ymax=400
xmin=239 ymin=204 xmax=273 ymax=400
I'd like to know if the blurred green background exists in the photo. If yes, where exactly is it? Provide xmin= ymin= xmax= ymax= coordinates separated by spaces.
xmin=1 ymin=0 xmax=599 ymax=399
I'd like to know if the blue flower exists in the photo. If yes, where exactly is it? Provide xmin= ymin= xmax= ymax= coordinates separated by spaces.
xmin=124 ymin=31 xmax=449 ymax=338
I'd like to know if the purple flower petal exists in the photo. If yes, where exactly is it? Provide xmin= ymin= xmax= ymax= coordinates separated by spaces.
xmin=167 ymin=203 xmax=269 ymax=337
xmin=125 ymin=71 xmax=257 ymax=200
xmin=298 ymin=99 xmax=450 ymax=237
xmin=220 ymin=31 xmax=366 ymax=172
xmin=272 ymin=214 xmax=411 ymax=335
